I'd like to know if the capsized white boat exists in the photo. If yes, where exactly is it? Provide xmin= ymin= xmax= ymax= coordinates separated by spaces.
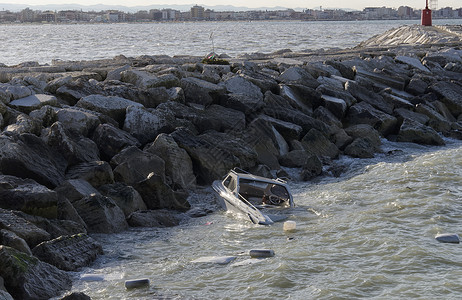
xmin=212 ymin=168 xmax=295 ymax=225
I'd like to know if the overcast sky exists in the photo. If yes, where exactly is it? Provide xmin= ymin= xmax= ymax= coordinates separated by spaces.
xmin=5 ymin=0 xmax=462 ymax=10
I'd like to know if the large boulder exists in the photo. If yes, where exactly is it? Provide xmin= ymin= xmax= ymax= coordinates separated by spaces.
xmin=91 ymin=123 xmax=140 ymax=160
xmin=0 ymin=133 xmax=67 ymax=188
xmin=397 ymin=118 xmax=445 ymax=146
xmin=344 ymin=124 xmax=382 ymax=152
xmin=0 ymin=229 xmax=32 ymax=255
xmin=243 ymin=118 xmax=281 ymax=169
xmin=112 ymin=146 xmax=165 ymax=184
xmin=430 ymin=81 xmax=462 ymax=117
xmin=0 ymin=246 xmax=72 ymax=300
xmin=122 ymin=106 xmax=170 ymax=145
xmin=256 ymin=114 xmax=303 ymax=141
xmin=171 ymin=127 xmax=239 ymax=183
xmin=98 ymin=183 xmax=147 ymax=217
xmin=346 ymin=101 xmax=398 ymax=137
xmin=145 ymin=134 xmax=196 ymax=189
xmin=134 ymin=173 xmax=190 ymax=211
xmin=222 ymin=76 xmax=264 ymax=105
xmin=8 ymin=94 xmax=57 ymax=114
xmin=301 ymin=128 xmax=339 ymax=159
xmin=415 ymin=103 xmax=452 ymax=133
xmin=65 ymin=161 xmax=114 ymax=188
xmin=31 ymin=233 xmax=103 ymax=271
xmin=54 ymin=179 xmax=100 ymax=204
xmin=180 ymin=77 xmax=226 ymax=106
xmin=41 ymin=122 xmax=100 ymax=166
xmin=278 ymin=66 xmax=318 ymax=88
xmin=0 ymin=175 xmax=58 ymax=219
xmin=69 ymin=194 xmax=128 ymax=233
xmin=345 ymin=80 xmax=393 ymax=114
xmin=55 ymin=107 xmax=101 ymax=137
xmin=3 ymin=113 xmax=41 ymax=136
xmin=127 ymin=209 xmax=184 ymax=227
xmin=76 ymin=95 xmax=143 ymax=126
xmin=0 ymin=208 xmax=50 ymax=248
xmin=120 ymin=69 xmax=176 ymax=89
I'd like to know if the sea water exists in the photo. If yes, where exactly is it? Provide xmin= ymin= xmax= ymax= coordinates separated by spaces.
xmin=66 ymin=137 xmax=462 ymax=299
xmin=1 ymin=19 xmax=460 ymax=66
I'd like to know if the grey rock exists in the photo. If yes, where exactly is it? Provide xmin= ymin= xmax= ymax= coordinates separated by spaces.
xmin=112 ymin=146 xmax=165 ymax=184
xmin=32 ymin=233 xmax=103 ymax=271
xmin=301 ymin=128 xmax=339 ymax=159
xmin=394 ymin=108 xmax=430 ymax=125
xmin=278 ymin=66 xmax=318 ymax=88
xmin=0 ymin=229 xmax=32 ymax=255
xmin=105 ymin=64 xmax=130 ymax=81
xmin=279 ymin=84 xmax=317 ymax=115
xmin=55 ymin=179 xmax=100 ymax=203
xmin=59 ymin=292 xmax=92 ymax=300
xmin=70 ymin=194 xmax=128 ymax=233
xmin=180 ymin=76 xmax=226 ymax=106
xmin=3 ymin=113 xmax=41 ymax=136
xmin=430 ymin=81 xmax=462 ymax=117
xmin=145 ymin=134 xmax=196 ymax=189
xmin=91 ymin=123 xmax=140 ymax=160
xmin=344 ymin=124 xmax=382 ymax=151
xmin=134 ymin=172 xmax=190 ymax=211
xmin=313 ymin=106 xmax=343 ymax=129
xmin=0 ymin=175 xmax=58 ymax=219
xmin=405 ymin=77 xmax=428 ymax=95
xmin=76 ymin=94 xmax=143 ymax=125
xmin=29 ymin=105 xmax=58 ymax=128
xmin=325 ymin=60 xmax=355 ymax=80
xmin=346 ymin=101 xmax=398 ymax=137
xmin=397 ymin=118 xmax=445 ymax=146
xmin=220 ymin=92 xmax=264 ymax=115
xmin=345 ymin=80 xmax=393 ymax=114
xmin=123 ymin=106 xmax=169 ymax=145
xmin=0 ymin=133 xmax=67 ymax=188
xmin=395 ymin=56 xmax=430 ymax=73
xmin=300 ymin=155 xmax=323 ymax=181
xmin=0 ymin=245 xmax=72 ymax=300
xmin=55 ymin=107 xmax=101 ymax=137
xmin=316 ymin=84 xmax=356 ymax=108
xmin=321 ymin=94 xmax=347 ymax=119
xmin=42 ymin=122 xmax=100 ymax=166
xmin=65 ymin=161 xmax=114 ymax=188
xmin=415 ymin=103 xmax=452 ymax=133
xmin=9 ymin=94 xmax=57 ymax=114
xmin=257 ymin=114 xmax=303 ymax=141
xmin=98 ymin=183 xmax=146 ymax=217
xmin=344 ymin=137 xmax=376 ymax=158
xmin=279 ymin=150 xmax=312 ymax=168
xmin=0 ymin=208 xmax=50 ymax=248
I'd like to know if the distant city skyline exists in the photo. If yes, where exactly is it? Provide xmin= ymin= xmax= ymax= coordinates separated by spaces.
xmin=4 ymin=0 xmax=462 ymax=10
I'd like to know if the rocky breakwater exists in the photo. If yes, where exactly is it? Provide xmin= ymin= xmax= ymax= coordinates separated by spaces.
xmin=1 ymin=25 xmax=462 ymax=299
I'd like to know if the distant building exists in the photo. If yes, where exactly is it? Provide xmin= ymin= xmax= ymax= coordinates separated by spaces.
xmin=107 ymin=10 xmax=120 ymax=22
xmin=162 ymin=9 xmax=179 ymax=20
xmin=191 ymin=5 xmax=204 ymax=20
xmin=398 ymin=6 xmax=413 ymax=19
xmin=20 ymin=8 xmax=35 ymax=22
xmin=40 ymin=11 xmax=55 ymax=22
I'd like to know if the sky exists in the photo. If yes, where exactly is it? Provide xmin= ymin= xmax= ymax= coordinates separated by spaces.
xmin=4 ymin=0 xmax=462 ymax=10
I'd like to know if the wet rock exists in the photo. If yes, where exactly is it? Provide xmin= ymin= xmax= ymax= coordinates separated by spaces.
xmin=55 ymin=107 xmax=101 ymax=137
xmin=0 ymin=245 xmax=72 ymax=300
xmin=0 ymin=175 xmax=58 ymax=219
xmin=344 ymin=124 xmax=382 ymax=152
xmin=0 ymin=229 xmax=32 ymax=255
xmin=405 ymin=77 xmax=428 ymax=95
xmin=394 ymin=108 xmax=430 ymax=125
xmin=0 ymin=208 xmax=50 ymax=248
xmin=171 ymin=127 xmax=239 ymax=183
xmin=180 ymin=76 xmax=226 ymax=106
xmin=346 ymin=101 xmax=398 ymax=137
xmin=0 ymin=133 xmax=67 ymax=188
xmin=127 ymin=209 xmax=184 ymax=227
xmin=70 ymin=193 xmax=128 ymax=233
xmin=321 ymin=94 xmax=347 ymax=119
xmin=278 ymin=66 xmax=318 ymax=88
xmin=345 ymin=80 xmax=393 ymax=114
xmin=65 ymin=161 xmax=114 ymax=188
xmin=257 ymin=114 xmax=303 ymax=141
xmin=397 ymin=118 xmax=445 ymax=146
xmin=91 ymin=123 xmax=141 ymax=160
xmin=8 ymin=94 xmax=57 ymax=114
xmin=123 ymin=106 xmax=170 ymax=145
xmin=134 ymin=172 xmax=190 ymax=211
xmin=98 ymin=183 xmax=146 ymax=217
xmin=415 ymin=103 xmax=452 ymax=133
xmin=325 ymin=60 xmax=355 ymax=80
xmin=4 ymin=113 xmax=41 ymax=136
xmin=429 ymin=81 xmax=462 ymax=117
xmin=42 ymin=122 xmax=100 ymax=166
xmin=313 ymin=106 xmax=343 ymax=129
xmin=57 ymin=195 xmax=87 ymax=230
xmin=300 ymin=155 xmax=323 ymax=181
xmin=243 ymin=118 xmax=281 ymax=169
xmin=55 ymin=179 xmax=100 ymax=203
xmin=301 ymin=128 xmax=339 ymax=159
xmin=344 ymin=137 xmax=376 ymax=158
xmin=59 ymin=291 xmax=92 ymax=300
xmin=279 ymin=150 xmax=312 ymax=168
xmin=32 ymin=233 xmax=103 ymax=271
xmin=29 ymin=105 xmax=57 ymax=128
xmin=145 ymin=134 xmax=196 ymax=189
xmin=112 ymin=146 xmax=165 ymax=184
xmin=76 ymin=94 xmax=143 ymax=126
xmin=249 ymin=164 xmax=273 ymax=179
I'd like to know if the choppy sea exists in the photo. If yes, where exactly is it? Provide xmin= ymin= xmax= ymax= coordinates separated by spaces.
xmin=0 ymin=19 xmax=460 ymax=66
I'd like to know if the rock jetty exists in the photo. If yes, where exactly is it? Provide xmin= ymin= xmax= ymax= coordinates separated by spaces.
xmin=1 ymin=25 xmax=462 ymax=299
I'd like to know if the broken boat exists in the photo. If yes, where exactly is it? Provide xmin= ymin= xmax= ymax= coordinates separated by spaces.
xmin=212 ymin=168 xmax=295 ymax=225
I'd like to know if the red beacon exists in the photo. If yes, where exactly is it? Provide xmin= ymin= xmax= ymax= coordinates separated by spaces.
xmin=421 ymin=0 xmax=432 ymax=26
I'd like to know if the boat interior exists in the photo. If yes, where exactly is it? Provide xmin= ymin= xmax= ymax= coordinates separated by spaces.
xmin=238 ymin=178 xmax=290 ymax=207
